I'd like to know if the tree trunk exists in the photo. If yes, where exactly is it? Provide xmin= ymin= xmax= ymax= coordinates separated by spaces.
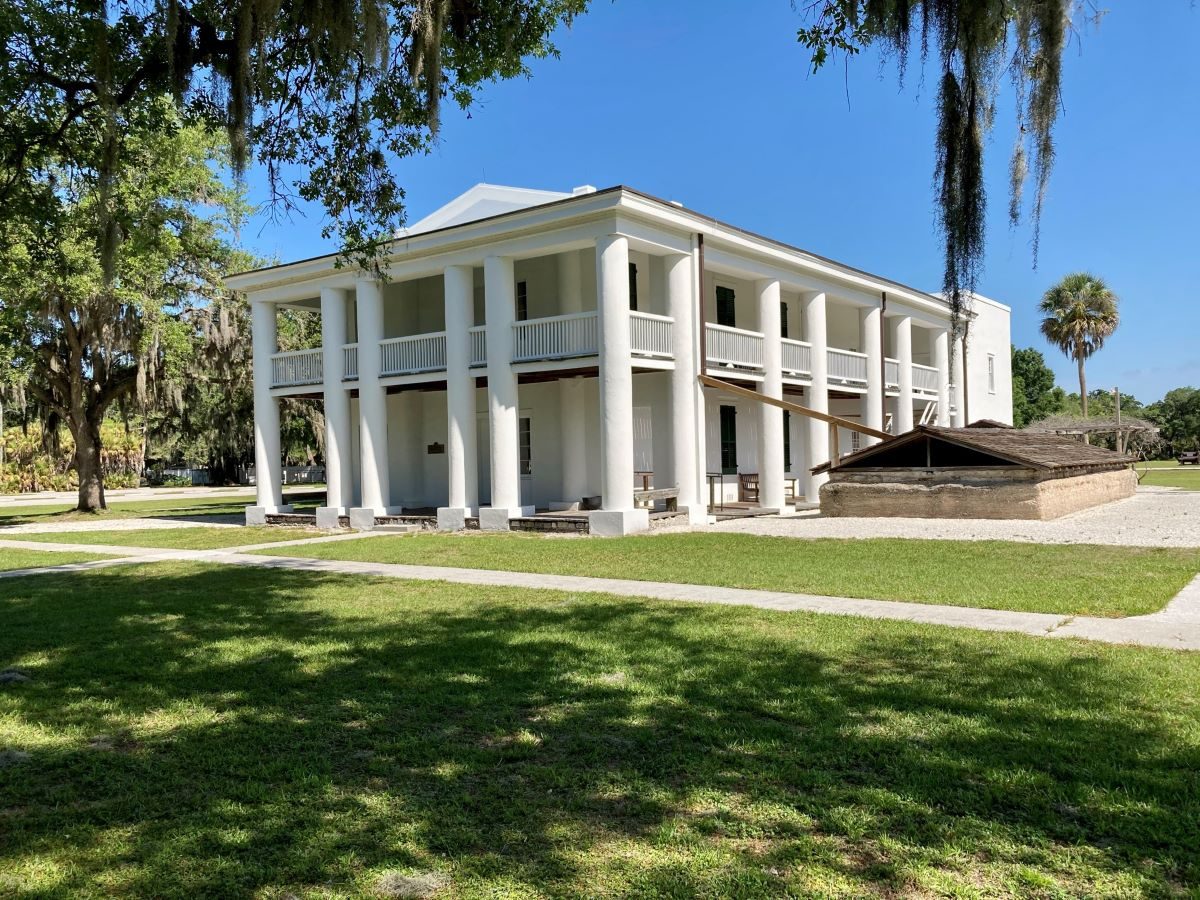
xmin=1077 ymin=353 xmax=1088 ymax=417
xmin=75 ymin=418 xmax=106 ymax=512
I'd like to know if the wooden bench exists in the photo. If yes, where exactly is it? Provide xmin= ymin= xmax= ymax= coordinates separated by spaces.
xmin=1179 ymin=451 xmax=1200 ymax=466
xmin=634 ymin=486 xmax=679 ymax=512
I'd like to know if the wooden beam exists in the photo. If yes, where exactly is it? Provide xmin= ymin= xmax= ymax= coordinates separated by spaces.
xmin=698 ymin=374 xmax=892 ymax=441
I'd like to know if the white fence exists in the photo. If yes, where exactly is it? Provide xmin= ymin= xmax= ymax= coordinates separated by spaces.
xmin=469 ymin=327 xmax=487 ymax=367
xmin=270 ymin=349 xmax=323 ymax=387
xmin=705 ymin=324 xmax=764 ymax=370
xmin=343 ymin=344 xmax=358 ymax=380
xmin=629 ymin=311 xmax=673 ymax=358
xmin=781 ymin=338 xmax=812 ymax=375
xmin=512 ymin=311 xmax=598 ymax=362
xmin=827 ymin=348 xmax=869 ymax=386
xmin=380 ymin=332 xmax=447 ymax=376
xmin=913 ymin=363 xmax=940 ymax=393
xmin=884 ymin=358 xmax=899 ymax=387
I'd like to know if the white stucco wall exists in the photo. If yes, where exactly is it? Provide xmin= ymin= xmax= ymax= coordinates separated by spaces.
xmin=965 ymin=295 xmax=1013 ymax=425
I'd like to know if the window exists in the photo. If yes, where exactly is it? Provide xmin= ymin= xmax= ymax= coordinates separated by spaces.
xmin=516 ymin=281 xmax=528 ymax=322
xmin=716 ymin=286 xmax=736 ymax=327
xmin=987 ymin=354 xmax=996 ymax=394
xmin=628 ymin=263 xmax=638 ymax=311
xmin=783 ymin=410 xmax=791 ymax=469
xmin=519 ymin=417 xmax=532 ymax=476
xmin=780 ymin=300 xmax=789 ymax=339
xmin=719 ymin=405 xmax=737 ymax=474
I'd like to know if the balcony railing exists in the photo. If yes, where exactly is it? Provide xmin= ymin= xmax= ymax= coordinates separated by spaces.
xmin=381 ymin=331 xmax=447 ymax=376
xmin=781 ymin=338 xmax=812 ymax=376
xmin=629 ymin=311 xmax=673 ymax=358
xmin=913 ymin=362 xmax=940 ymax=393
xmin=827 ymin=347 xmax=869 ymax=386
xmin=884 ymin=357 xmax=899 ymax=387
xmin=513 ymin=311 xmax=598 ymax=362
xmin=469 ymin=326 xmax=487 ymax=368
xmin=271 ymin=348 xmax=323 ymax=388
xmin=343 ymin=344 xmax=358 ymax=380
xmin=706 ymin=323 xmax=764 ymax=370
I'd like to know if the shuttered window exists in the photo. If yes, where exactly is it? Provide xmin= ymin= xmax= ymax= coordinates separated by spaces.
xmin=720 ymin=405 xmax=737 ymax=474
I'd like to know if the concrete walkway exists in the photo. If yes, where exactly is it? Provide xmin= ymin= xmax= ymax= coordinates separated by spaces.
xmin=0 ymin=484 xmax=320 ymax=508
xmin=1 ymin=537 xmax=1197 ymax=652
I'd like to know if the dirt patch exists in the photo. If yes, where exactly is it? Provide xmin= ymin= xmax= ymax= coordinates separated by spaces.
xmin=374 ymin=871 xmax=448 ymax=898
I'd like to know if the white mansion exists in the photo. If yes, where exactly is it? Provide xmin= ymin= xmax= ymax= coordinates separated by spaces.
xmin=229 ymin=183 xmax=1012 ymax=535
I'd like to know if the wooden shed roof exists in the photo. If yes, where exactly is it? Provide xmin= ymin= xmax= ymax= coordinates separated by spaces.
xmin=813 ymin=425 xmax=1135 ymax=474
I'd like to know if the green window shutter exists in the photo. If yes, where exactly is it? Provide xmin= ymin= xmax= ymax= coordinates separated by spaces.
xmin=628 ymin=263 xmax=638 ymax=311
xmin=716 ymin=286 xmax=736 ymax=327
xmin=783 ymin=410 xmax=791 ymax=469
xmin=720 ymin=405 xmax=737 ymax=474
xmin=780 ymin=300 xmax=789 ymax=339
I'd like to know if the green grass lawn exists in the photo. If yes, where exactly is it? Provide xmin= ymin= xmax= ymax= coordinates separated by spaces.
xmin=0 ymin=547 xmax=115 ymax=572
xmin=0 ymin=562 xmax=1197 ymax=897
xmin=0 ymin=491 xmax=324 ymax=525
xmin=5 ymin=525 xmax=319 ymax=551
xmin=1140 ymin=469 xmax=1200 ymax=490
xmin=256 ymin=532 xmax=1200 ymax=618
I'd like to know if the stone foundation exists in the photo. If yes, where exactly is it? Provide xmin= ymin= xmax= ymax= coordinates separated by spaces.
xmin=820 ymin=467 xmax=1136 ymax=520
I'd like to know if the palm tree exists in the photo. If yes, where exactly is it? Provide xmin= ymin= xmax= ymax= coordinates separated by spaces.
xmin=1039 ymin=273 xmax=1119 ymax=417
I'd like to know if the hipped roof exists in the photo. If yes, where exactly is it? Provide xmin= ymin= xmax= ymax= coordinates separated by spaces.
xmin=812 ymin=424 xmax=1135 ymax=474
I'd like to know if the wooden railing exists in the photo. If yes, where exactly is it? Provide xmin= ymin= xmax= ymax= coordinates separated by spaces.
xmin=705 ymin=323 xmax=764 ymax=370
xmin=884 ymin=357 xmax=899 ymax=387
xmin=270 ymin=348 xmax=323 ymax=387
xmin=380 ymin=332 xmax=447 ymax=376
xmin=781 ymin=338 xmax=812 ymax=375
xmin=912 ymin=363 xmax=940 ymax=393
xmin=512 ymin=311 xmax=598 ymax=362
xmin=343 ymin=344 xmax=358 ymax=380
xmin=469 ymin=326 xmax=487 ymax=367
xmin=827 ymin=347 xmax=869 ymax=385
xmin=629 ymin=311 xmax=673 ymax=358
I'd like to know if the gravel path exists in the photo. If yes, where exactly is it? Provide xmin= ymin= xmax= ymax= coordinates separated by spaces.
xmin=664 ymin=487 xmax=1200 ymax=548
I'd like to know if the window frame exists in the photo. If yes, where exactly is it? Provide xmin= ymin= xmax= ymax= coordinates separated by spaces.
xmin=719 ymin=404 xmax=738 ymax=475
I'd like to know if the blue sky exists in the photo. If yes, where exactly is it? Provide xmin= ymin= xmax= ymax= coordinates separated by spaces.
xmin=241 ymin=2 xmax=1200 ymax=404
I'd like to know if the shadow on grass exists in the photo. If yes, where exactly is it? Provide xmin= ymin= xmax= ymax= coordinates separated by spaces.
xmin=0 ymin=563 xmax=1197 ymax=896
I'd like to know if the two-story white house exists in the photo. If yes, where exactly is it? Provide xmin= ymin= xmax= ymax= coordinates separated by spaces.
xmin=228 ymin=183 xmax=1012 ymax=535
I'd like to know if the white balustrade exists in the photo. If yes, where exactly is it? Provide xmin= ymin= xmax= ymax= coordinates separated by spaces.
xmin=469 ymin=326 xmax=487 ymax=367
xmin=781 ymin=338 xmax=812 ymax=375
xmin=380 ymin=332 xmax=447 ymax=376
xmin=912 ymin=362 xmax=940 ymax=393
xmin=512 ymin=311 xmax=598 ymax=362
xmin=343 ymin=344 xmax=358 ymax=380
xmin=827 ymin=347 xmax=869 ymax=385
xmin=884 ymin=357 xmax=899 ymax=387
xmin=705 ymin=324 xmax=764 ymax=370
xmin=270 ymin=348 xmax=323 ymax=387
xmin=629 ymin=311 xmax=674 ymax=358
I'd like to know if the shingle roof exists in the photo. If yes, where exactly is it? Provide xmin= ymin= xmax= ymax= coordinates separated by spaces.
xmin=814 ymin=424 xmax=1134 ymax=474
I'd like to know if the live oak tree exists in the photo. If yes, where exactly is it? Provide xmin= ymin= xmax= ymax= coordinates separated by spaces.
xmin=797 ymin=1 xmax=1096 ymax=328
xmin=0 ymin=115 xmax=248 ymax=510
xmin=1 ymin=0 xmax=587 ymax=270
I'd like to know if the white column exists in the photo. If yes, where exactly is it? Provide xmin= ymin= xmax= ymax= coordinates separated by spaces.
xmin=895 ymin=314 xmax=915 ymax=433
xmin=248 ymin=299 xmax=287 ymax=523
xmin=756 ymin=279 xmax=785 ymax=510
xmin=316 ymin=287 xmax=352 ymax=528
xmin=593 ymin=233 xmax=647 ymax=536
xmin=667 ymin=252 xmax=703 ymax=523
xmin=952 ymin=333 xmax=967 ymax=427
xmin=691 ymin=237 xmax=708 ymax=516
xmin=861 ymin=303 xmax=884 ymax=446
xmin=350 ymin=277 xmax=390 ymax=528
xmin=479 ymin=255 xmax=529 ymax=529
xmin=552 ymin=249 xmax=588 ymax=511
xmin=934 ymin=327 xmax=951 ymax=426
xmin=438 ymin=265 xmax=478 ymax=530
xmin=802 ymin=291 xmax=829 ymax=502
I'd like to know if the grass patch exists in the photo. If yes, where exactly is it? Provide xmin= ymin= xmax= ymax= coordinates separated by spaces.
xmin=5 ymin=526 xmax=319 ymax=551
xmin=0 ymin=491 xmax=323 ymax=526
xmin=256 ymin=532 xmax=1200 ymax=618
xmin=1140 ymin=469 xmax=1200 ymax=490
xmin=0 ymin=547 xmax=115 ymax=572
xmin=0 ymin=562 xmax=1197 ymax=896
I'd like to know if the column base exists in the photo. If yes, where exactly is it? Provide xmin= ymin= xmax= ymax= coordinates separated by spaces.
xmin=589 ymin=508 xmax=650 ymax=537
xmin=315 ymin=506 xmax=348 ymax=530
xmin=436 ymin=507 xmax=477 ymax=531
xmin=245 ymin=505 xmax=292 ymax=526
xmin=548 ymin=499 xmax=581 ymax=512
xmin=348 ymin=507 xmax=387 ymax=531
xmin=680 ymin=504 xmax=709 ymax=526
xmin=479 ymin=506 xmax=535 ymax=531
